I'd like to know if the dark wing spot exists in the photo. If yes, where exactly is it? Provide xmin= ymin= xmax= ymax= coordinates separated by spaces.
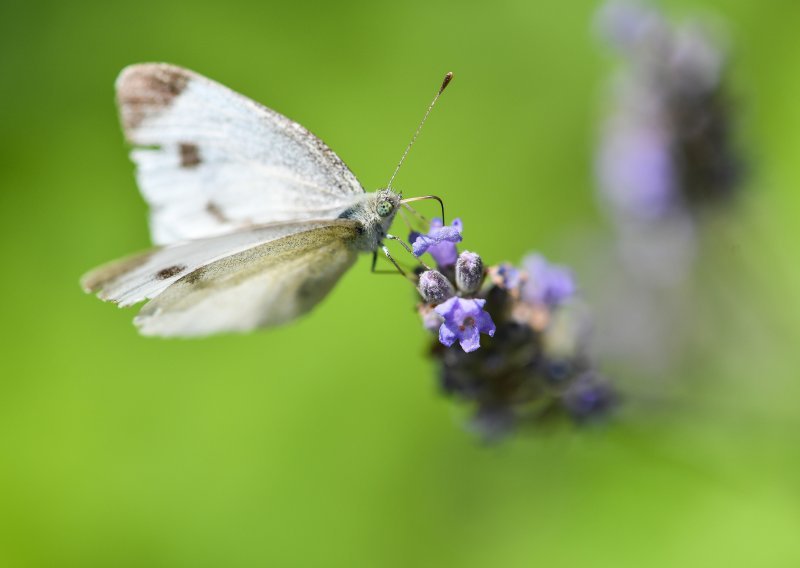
xmin=156 ymin=264 xmax=186 ymax=280
xmin=182 ymin=266 xmax=207 ymax=285
xmin=117 ymin=64 xmax=190 ymax=132
xmin=179 ymin=143 xmax=201 ymax=168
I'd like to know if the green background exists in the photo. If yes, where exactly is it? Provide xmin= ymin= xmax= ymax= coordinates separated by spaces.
xmin=2 ymin=0 xmax=799 ymax=566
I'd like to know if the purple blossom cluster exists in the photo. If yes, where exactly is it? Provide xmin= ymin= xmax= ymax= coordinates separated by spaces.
xmin=596 ymin=1 xmax=741 ymax=222
xmin=410 ymin=219 xmax=616 ymax=439
xmin=590 ymin=2 xmax=745 ymax=370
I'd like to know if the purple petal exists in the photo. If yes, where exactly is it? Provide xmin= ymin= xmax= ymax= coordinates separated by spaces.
xmin=433 ymin=296 xmax=459 ymax=318
xmin=434 ymin=297 xmax=495 ymax=352
xmin=522 ymin=254 xmax=576 ymax=306
xmin=428 ymin=243 xmax=458 ymax=268
xmin=438 ymin=321 xmax=458 ymax=347
xmin=433 ymin=227 xmax=463 ymax=243
xmin=475 ymin=310 xmax=496 ymax=336
xmin=458 ymin=325 xmax=482 ymax=353
xmin=460 ymin=298 xmax=486 ymax=318
xmin=410 ymin=218 xmax=464 ymax=268
xmin=412 ymin=234 xmax=434 ymax=256
xmin=412 ymin=228 xmax=461 ymax=257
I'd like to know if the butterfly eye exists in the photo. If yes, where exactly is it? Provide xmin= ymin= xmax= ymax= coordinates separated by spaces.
xmin=377 ymin=200 xmax=393 ymax=217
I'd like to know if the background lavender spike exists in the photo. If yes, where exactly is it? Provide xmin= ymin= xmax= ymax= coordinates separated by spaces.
xmin=596 ymin=0 xmax=742 ymax=226
xmin=591 ymin=1 xmax=746 ymax=374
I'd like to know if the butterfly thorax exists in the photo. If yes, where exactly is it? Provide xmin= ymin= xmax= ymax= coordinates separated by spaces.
xmin=337 ymin=189 xmax=401 ymax=252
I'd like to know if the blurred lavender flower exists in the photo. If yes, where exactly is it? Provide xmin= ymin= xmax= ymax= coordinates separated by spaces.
xmin=563 ymin=372 xmax=618 ymax=423
xmin=591 ymin=1 xmax=745 ymax=373
xmin=489 ymin=263 xmax=522 ymax=291
xmin=521 ymin=254 xmax=577 ymax=307
xmin=411 ymin=218 xmax=463 ymax=267
xmin=410 ymin=220 xmax=616 ymax=439
xmin=596 ymin=0 xmax=741 ymax=222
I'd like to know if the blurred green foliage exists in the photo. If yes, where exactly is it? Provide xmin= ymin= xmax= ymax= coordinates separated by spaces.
xmin=1 ymin=0 xmax=799 ymax=566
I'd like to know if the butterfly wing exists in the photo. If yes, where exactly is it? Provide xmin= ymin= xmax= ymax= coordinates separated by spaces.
xmin=83 ymin=220 xmax=360 ymax=336
xmin=134 ymin=223 xmax=360 ymax=337
xmin=82 ymin=219 xmax=350 ymax=307
xmin=116 ymin=63 xmax=364 ymax=245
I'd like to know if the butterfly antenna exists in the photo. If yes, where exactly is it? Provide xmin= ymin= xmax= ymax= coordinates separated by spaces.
xmin=386 ymin=72 xmax=454 ymax=190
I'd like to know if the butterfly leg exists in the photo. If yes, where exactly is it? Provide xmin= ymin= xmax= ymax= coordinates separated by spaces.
xmin=385 ymin=234 xmax=431 ymax=270
xmin=370 ymin=249 xmax=408 ymax=276
xmin=377 ymin=246 xmax=421 ymax=283
xmin=382 ymin=245 xmax=409 ymax=277
xmin=370 ymin=240 xmax=422 ymax=281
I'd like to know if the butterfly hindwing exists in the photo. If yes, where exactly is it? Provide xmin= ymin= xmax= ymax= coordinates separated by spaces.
xmin=116 ymin=63 xmax=364 ymax=245
xmin=133 ymin=223 xmax=360 ymax=337
xmin=81 ymin=220 xmax=359 ymax=311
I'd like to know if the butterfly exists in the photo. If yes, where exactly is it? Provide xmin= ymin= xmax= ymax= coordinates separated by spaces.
xmin=81 ymin=63 xmax=451 ymax=337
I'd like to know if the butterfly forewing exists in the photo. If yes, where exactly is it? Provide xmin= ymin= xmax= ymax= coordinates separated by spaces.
xmin=117 ymin=63 xmax=364 ymax=245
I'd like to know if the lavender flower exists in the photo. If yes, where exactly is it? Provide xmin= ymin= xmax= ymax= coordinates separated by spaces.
xmin=521 ymin=254 xmax=576 ymax=307
xmin=409 ymin=215 xmax=616 ymax=438
xmin=411 ymin=218 xmax=463 ymax=267
xmin=434 ymin=297 xmax=496 ymax=353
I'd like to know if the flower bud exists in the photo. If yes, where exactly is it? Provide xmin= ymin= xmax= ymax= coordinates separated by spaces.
xmin=455 ymin=251 xmax=484 ymax=294
xmin=418 ymin=270 xmax=455 ymax=304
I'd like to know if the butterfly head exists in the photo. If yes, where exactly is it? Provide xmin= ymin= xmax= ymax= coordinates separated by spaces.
xmin=338 ymin=189 xmax=401 ymax=252
xmin=372 ymin=189 xmax=402 ymax=238
xmin=375 ymin=189 xmax=401 ymax=219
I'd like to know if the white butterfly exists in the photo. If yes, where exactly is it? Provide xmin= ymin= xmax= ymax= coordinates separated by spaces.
xmin=82 ymin=64 xmax=450 ymax=337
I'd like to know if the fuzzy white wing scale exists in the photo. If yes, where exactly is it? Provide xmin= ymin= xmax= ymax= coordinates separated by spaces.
xmin=117 ymin=63 xmax=364 ymax=245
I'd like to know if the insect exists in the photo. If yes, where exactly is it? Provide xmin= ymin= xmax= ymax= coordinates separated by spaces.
xmin=81 ymin=63 xmax=452 ymax=337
